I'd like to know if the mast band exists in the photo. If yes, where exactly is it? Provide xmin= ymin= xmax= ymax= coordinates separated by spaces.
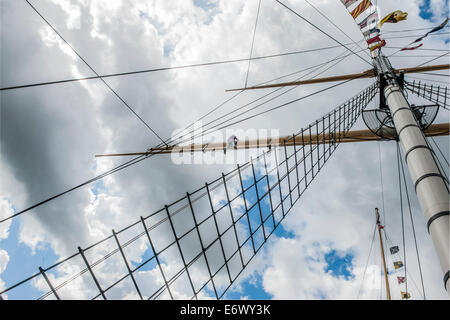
xmin=404 ymin=145 xmax=432 ymax=164
xmin=427 ymin=211 xmax=449 ymax=233
xmin=384 ymin=87 xmax=402 ymax=100
xmin=415 ymin=173 xmax=448 ymax=192
xmin=391 ymin=107 xmax=410 ymax=119
xmin=397 ymin=124 xmax=420 ymax=137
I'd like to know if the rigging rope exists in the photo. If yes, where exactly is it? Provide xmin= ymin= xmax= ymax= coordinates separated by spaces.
xmin=357 ymin=222 xmax=377 ymax=299
xmin=275 ymin=0 xmax=373 ymax=66
xmin=244 ymin=0 xmax=262 ymax=88
xmin=384 ymin=231 xmax=425 ymax=299
xmin=398 ymin=143 xmax=427 ymax=299
xmin=0 ymin=43 xmax=365 ymax=92
xmin=396 ymin=141 xmax=408 ymax=296
xmin=0 ymin=72 xmax=371 ymax=225
xmin=24 ymin=0 xmax=167 ymax=145
xmin=429 ymin=137 xmax=450 ymax=169
xmin=302 ymin=0 xmax=372 ymax=59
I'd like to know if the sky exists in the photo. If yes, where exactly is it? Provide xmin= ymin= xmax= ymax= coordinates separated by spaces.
xmin=0 ymin=0 xmax=449 ymax=300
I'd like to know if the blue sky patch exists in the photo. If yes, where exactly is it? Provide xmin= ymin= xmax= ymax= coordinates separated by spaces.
xmin=419 ymin=0 xmax=433 ymax=20
xmin=324 ymin=249 xmax=354 ymax=280
xmin=0 ymin=217 xmax=58 ymax=299
xmin=226 ymin=272 xmax=272 ymax=300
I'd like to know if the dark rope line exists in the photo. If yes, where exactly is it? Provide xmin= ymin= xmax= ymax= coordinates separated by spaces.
xmin=399 ymin=146 xmax=427 ymax=299
xmin=416 ymin=52 xmax=450 ymax=67
xmin=176 ymin=44 xmax=364 ymax=145
xmin=244 ymin=0 xmax=262 ymax=88
xmin=430 ymin=137 xmax=450 ymax=168
xmin=0 ymin=73 xmax=368 ymax=226
xmin=1 ymin=84 xmax=376 ymax=298
xmin=24 ymin=0 xmax=167 ymax=145
xmin=385 ymin=46 xmax=450 ymax=52
xmin=427 ymin=137 xmax=449 ymax=182
xmin=419 ymin=72 xmax=450 ymax=77
xmin=0 ymin=47 xmax=361 ymax=226
xmin=384 ymin=230 xmax=425 ymax=299
xmin=396 ymin=141 xmax=408 ymax=296
xmin=357 ymin=222 xmax=377 ymax=299
xmin=303 ymin=0 xmax=371 ymax=60
xmin=275 ymin=0 xmax=372 ymax=67
xmin=0 ymin=44 xmax=360 ymax=92
xmin=384 ymin=32 xmax=450 ymax=40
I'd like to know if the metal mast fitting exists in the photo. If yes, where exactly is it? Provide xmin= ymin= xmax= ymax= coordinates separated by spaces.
xmin=374 ymin=54 xmax=450 ymax=291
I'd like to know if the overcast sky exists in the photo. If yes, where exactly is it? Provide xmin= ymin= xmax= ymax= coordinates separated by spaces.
xmin=0 ymin=0 xmax=449 ymax=300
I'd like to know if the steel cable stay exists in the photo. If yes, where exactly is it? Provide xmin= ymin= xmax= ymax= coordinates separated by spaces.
xmin=0 ymin=49 xmax=368 ymax=226
xmin=275 ymin=0 xmax=373 ymax=67
xmin=173 ymin=43 xmax=365 ymax=146
xmin=381 ymin=25 xmax=450 ymax=34
xmin=165 ymin=43 xmax=365 ymax=148
xmin=429 ymin=137 xmax=450 ymax=170
xmin=356 ymin=222 xmax=377 ymax=299
xmin=302 ymin=0 xmax=372 ymax=60
xmin=0 ymin=41 xmax=368 ymax=92
xmin=244 ymin=0 xmax=262 ymax=88
xmin=384 ymin=231 xmax=425 ymax=300
xmin=385 ymin=47 xmax=450 ymax=52
xmin=0 ymin=84 xmax=378 ymax=299
xmin=24 ymin=0 xmax=167 ymax=145
xmin=397 ymin=143 xmax=427 ymax=299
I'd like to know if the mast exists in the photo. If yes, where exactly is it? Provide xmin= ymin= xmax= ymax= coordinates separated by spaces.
xmin=376 ymin=208 xmax=391 ymax=300
xmin=374 ymin=53 xmax=450 ymax=291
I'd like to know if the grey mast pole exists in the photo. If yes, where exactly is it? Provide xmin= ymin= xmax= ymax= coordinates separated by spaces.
xmin=374 ymin=53 xmax=449 ymax=291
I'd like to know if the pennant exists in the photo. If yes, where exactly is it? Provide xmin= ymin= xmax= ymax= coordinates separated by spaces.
xmin=367 ymin=35 xmax=382 ymax=45
xmin=429 ymin=17 xmax=449 ymax=33
xmin=394 ymin=261 xmax=404 ymax=269
xmin=341 ymin=0 xmax=359 ymax=8
xmin=363 ymin=27 xmax=380 ymax=38
xmin=400 ymin=43 xmax=423 ymax=51
xmin=413 ymin=17 xmax=449 ymax=43
xmin=377 ymin=10 xmax=408 ymax=29
xmin=397 ymin=276 xmax=406 ymax=284
xmin=359 ymin=12 xmax=378 ymax=29
xmin=401 ymin=291 xmax=411 ymax=299
xmin=350 ymin=0 xmax=373 ymax=20
xmin=389 ymin=246 xmax=399 ymax=255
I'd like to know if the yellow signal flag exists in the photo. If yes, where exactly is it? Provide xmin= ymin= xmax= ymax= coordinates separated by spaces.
xmin=401 ymin=291 xmax=411 ymax=299
xmin=377 ymin=10 xmax=408 ymax=29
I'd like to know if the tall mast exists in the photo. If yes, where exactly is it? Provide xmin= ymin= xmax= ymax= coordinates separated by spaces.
xmin=376 ymin=208 xmax=391 ymax=300
xmin=374 ymin=53 xmax=450 ymax=291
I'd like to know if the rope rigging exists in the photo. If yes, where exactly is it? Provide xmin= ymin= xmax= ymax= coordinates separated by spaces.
xmin=24 ymin=0 xmax=167 ymax=145
xmin=356 ymin=222 xmax=377 ymax=299
xmin=244 ymin=0 xmax=262 ymax=88
xmin=0 ymin=43 xmax=367 ymax=225
xmin=0 ymin=84 xmax=378 ymax=299
xmin=0 ymin=43 xmax=366 ymax=92
xmin=2 ymin=0 xmax=449 ymax=301
xmin=275 ymin=0 xmax=373 ymax=67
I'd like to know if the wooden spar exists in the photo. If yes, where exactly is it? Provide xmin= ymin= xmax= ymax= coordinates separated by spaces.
xmin=376 ymin=208 xmax=391 ymax=300
xmin=95 ymin=122 xmax=449 ymax=157
xmin=226 ymin=64 xmax=450 ymax=91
